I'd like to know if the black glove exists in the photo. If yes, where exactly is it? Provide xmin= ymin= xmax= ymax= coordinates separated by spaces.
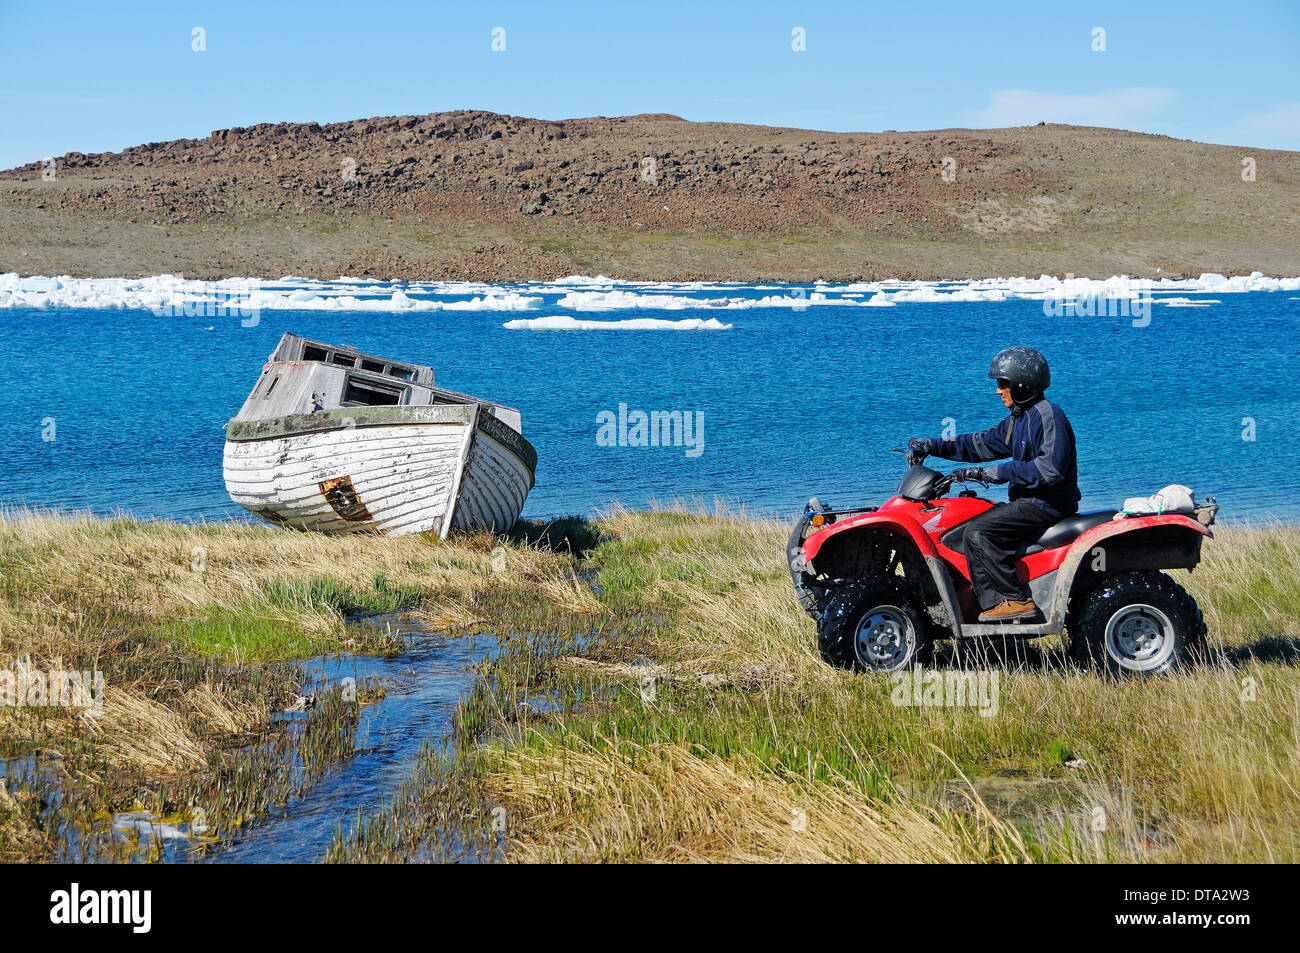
xmin=950 ymin=466 xmax=999 ymax=486
xmin=906 ymin=437 xmax=933 ymax=466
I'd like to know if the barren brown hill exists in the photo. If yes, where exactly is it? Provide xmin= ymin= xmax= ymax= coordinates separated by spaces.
xmin=3 ymin=109 xmax=1297 ymax=281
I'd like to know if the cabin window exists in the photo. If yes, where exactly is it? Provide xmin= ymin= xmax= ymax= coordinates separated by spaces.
xmin=341 ymin=375 xmax=406 ymax=407
xmin=295 ymin=341 xmax=424 ymax=382
xmin=263 ymin=375 xmax=280 ymax=399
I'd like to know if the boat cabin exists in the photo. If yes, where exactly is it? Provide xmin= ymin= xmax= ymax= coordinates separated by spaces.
xmin=232 ymin=332 xmax=523 ymax=431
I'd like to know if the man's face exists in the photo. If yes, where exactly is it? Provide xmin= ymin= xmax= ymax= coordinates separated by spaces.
xmin=995 ymin=378 xmax=1013 ymax=408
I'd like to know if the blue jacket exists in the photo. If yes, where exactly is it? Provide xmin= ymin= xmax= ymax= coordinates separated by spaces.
xmin=933 ymin=397 xmax=1081 ymax=517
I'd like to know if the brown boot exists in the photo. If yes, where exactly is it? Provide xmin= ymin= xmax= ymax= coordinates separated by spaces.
xmin=979 ymin=599 xmax=1038 ymax=622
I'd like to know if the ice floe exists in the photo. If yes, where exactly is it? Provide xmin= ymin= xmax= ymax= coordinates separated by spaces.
xmin=0 ymin=270 xmax=1296 ymax=313
xmin=0 ymin=274 xmax=541 ymax=312
xmin=556 ymin=290 xmax=724 ymax=310
xmin=1153 ymin=297 xmax=1222 ymax=307
xmin=502 ymin=315 xmax=733 ymax=330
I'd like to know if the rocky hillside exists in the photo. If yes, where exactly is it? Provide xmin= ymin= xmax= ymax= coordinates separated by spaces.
xmin=3 ymin=110 xmax=1297 ymax=281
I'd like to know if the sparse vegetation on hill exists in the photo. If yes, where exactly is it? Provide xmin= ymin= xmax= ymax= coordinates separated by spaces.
xmin=4 ymin=111 xmax=1297 ymax=281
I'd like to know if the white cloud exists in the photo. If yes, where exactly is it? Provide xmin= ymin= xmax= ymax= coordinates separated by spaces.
xmin=969 ymin=87 xmax=1177 ymax=129
xmin=1216 ymin=101 xmax=1300 ymax=151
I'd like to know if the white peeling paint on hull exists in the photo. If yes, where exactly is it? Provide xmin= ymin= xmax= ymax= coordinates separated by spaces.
xmin=223 ymin=409 xmax=538 ymax=537
xmin=222 ymin=337 xmax=538 ymax=537
xmin=223 ymin=422 xmax=468 ymax=536
xmin=452 ymin=425 xmax=536 ymax=534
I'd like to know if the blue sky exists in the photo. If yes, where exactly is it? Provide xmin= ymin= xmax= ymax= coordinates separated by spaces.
xmin=1 ymin=0 xmax=1297 ymax=170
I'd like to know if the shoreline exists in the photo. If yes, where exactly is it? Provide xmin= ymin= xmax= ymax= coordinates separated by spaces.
xmin=5 ymin=501 xmax=1298 ymax=533
xmin=4 ymin=255 xmax=1296 ymax=288
xmin=8 ymin=269 xmax=1300 ymax=282
xmin=5 ymin=265 xmax=1300 ymax=286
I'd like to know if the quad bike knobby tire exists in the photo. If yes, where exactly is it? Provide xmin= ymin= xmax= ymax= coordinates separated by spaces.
xmin=818 ymin=576 xmax=934 ymax=673
xmin=1067 ymin=570 xmax=1206 ymax=676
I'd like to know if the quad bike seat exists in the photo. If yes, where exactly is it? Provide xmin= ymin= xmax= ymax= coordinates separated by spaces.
xmin=943 ymin=509 xmax=1118 ymax=556
xmin=1025 ymin=510 xmax=1119 ymax=554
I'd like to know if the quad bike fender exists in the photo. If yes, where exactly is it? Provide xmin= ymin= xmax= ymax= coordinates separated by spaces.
xmin=801 ymin=509 xmax=938 ymax=565
xmin=1042 ymin=513 xmax=1211 ymax=630
xmin=801 ymin=512 xmax=965 ymax=633
xmin=950 ymin=513 xmax=1210 ymax=637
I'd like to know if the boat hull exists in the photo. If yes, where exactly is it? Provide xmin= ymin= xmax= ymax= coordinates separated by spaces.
xmin=222 ymin=405 xmax=536 ymax=537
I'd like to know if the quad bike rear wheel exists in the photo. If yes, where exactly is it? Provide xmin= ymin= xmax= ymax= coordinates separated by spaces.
xmin=818 ymin=577 xmax=933 ymax=673
xmin=1067 ymin=570 xmax=1206 ymax=676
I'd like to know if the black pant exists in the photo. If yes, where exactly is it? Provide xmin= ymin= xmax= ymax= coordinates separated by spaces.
xmin=963 ymin=499 xmax=1060 ymax=610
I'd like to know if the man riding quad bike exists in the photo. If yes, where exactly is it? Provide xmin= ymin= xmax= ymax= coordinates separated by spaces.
xmin=787 ymin=346 xmax=1218 ymax=676
xmin=910 ymin=346 xmax=1077 ymax=623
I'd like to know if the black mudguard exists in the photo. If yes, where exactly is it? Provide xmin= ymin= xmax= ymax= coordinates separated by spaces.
xmin=787 ymin=517 xmax=825 ymax=618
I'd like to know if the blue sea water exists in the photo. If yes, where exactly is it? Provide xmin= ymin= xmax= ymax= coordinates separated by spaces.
xmin=2 ymin=283 xmax=1298 ymax=525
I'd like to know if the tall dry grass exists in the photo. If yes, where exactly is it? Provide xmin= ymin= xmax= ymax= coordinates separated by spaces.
xmin=0 ymin=507 xmax=592 ymax=859
xmin=5 ymin=506 xmax=1298 ymax=863
xmin=454 ymin=504 xmax=1300 ymax=863
xmin=484 ymin=733 xmax=1035 ymax=863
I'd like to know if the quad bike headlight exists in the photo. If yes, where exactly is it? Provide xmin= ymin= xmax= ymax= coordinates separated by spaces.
xmin=803 ymin=497 xmax=835 ymax=528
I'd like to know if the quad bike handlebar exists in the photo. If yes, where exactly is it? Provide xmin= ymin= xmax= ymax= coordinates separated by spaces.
xmin=947 ymin=469 xmax=991 ymax=488
xmin=891 ymin=447 xmax=988 ymax=496
xmin=808 ymin=451 xmax=996 ymax=520
xmin=891 ymin=445 xmax=926 ymax=469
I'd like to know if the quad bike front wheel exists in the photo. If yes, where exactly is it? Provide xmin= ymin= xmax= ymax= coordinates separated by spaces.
xmin=1067 ymin=570 xmax=1206 ymax=676
xmin=818 ymin=577 xmax=933 ymax=673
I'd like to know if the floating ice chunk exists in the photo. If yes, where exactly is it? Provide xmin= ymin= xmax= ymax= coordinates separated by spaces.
xmin=0 ymin=274 xmax=548 ymax=312
xmin=1 ymin=271 xmax=1296 ymax=313
xmin=551 ymin=274 xmax=616 ymax=285
xmin=442 ymin=292 xmax=542 ymax=310
xmin=882 ymin=286 xmax=1009 ymax=303
xmin=503 ymin=315 xmax=733 ymax=330
xmin=556 ymin=290 xmax=730 ymax=310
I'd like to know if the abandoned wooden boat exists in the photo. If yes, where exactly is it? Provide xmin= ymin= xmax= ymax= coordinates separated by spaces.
xmin=222 ymin=333 xmax=536 ymax=537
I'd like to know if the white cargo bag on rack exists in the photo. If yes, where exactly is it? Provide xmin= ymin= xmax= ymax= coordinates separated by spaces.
xmin=1113 ymin=484 xmax=1196 ymax=519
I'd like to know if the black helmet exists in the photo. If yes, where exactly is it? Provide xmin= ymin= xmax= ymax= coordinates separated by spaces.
xmin=988 ymin=346 xmax=1050 ymax=398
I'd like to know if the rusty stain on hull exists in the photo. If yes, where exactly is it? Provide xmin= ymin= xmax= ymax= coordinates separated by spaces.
xmin=319 ymin=475 xmax=374 ymax=523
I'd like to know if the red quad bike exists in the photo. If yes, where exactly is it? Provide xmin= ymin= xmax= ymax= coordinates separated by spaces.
xmin=787 ymin=451 xmax=1219 ymax=676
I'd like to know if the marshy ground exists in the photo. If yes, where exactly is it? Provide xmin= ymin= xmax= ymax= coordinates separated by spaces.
xmin=1 ymin=506 xmax=1297 ymax=863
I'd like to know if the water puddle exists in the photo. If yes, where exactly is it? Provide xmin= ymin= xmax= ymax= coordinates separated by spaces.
xmin=941 ymin=772 xmax=1070 ymax=826
xmin=202 ymin=615 xmax=490 ymax=863
xmin=8 ymin=614 xmax=492 ymax=863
